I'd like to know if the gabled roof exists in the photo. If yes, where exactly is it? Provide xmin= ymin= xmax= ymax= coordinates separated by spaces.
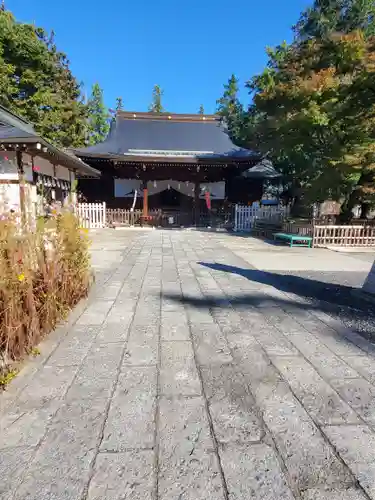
xmin=76 ymin=112 xmax=256 ymax=162
xmin=0 ymin=105 xmax=100 ymax=177
xmin=241 ymin=159 xmax=281 ymax=179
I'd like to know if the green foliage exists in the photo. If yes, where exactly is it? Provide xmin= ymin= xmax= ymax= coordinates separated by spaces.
xmin=0 ymin=9 xmax=87 ymax=147
xmin=0 ymin=369 xmax=18 ymax=388
xmin=222 ymin=1 xmax=375 ymax=219
xmin=116 ymin=96 xmax=124 ymax=112
xmin=216 ymin=74 xmax=244 ymax=142
xmin=86 ymin=83 xmax=110 ymax=145
xmin=198 ymin=104 xmax=205 ymax=114
xmin=295 ymin=0 xmax=375 ymax=40
xmin=245 ymin=32 xmax=375 ymax=216
xmin=149 ymin=85 xmax=164 ymax=113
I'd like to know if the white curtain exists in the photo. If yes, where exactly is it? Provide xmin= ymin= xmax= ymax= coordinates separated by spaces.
xmin=147 ymin=180 xmax=196 ymax=197
xmin=115 ymin=179 xmax=226 ymax=199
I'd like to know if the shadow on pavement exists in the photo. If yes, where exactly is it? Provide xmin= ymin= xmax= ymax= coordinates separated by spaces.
xmin=166 ymin=261 xmax=375 ymax=341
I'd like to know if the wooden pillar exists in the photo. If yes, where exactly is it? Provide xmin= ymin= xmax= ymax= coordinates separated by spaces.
xmin=194 ymin=182 xmax=200 ymax=226
xmin=142 ymin=179 xmax=148 ymax=217
xmin=16 ymin=150 xmax=26 ymax=226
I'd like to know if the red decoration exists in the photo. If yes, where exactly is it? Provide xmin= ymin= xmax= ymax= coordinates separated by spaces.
xmin=33 ymin=166 xmax=40 ymax=172
xmin=205 ymin=190 xmax=211 ymax=210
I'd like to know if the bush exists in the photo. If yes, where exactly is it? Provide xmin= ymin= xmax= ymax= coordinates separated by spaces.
xmin=0 ymin=211 xmax=92 ymax=385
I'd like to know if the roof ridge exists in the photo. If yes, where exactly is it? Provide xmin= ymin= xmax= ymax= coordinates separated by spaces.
xmin=117 ymin=111 xmax=219 ymax=122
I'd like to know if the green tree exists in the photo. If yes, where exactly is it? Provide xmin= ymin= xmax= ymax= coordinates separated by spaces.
xmin=149 ymin=85 xmax=164 ymax=113
xmin=0 ymin=9 xmax=87 ymax=147
xmin=86 ymin=83 xmax=110 ymax=145
xmin=216 ymin=74 xmax=244 ymax=141
xmin=295 ymin=0 xmax=375 ymax=39
xmin=244 ymin=32 xmax=375 ymax=219
xmin=116 ymin=96 xmax=124 ymax=112
xmin=198 ymin=104 xmax=205 ymax=114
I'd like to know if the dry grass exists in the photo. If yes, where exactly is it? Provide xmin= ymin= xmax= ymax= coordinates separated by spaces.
xmin=0 ymin=212 xmax=92 ymax=384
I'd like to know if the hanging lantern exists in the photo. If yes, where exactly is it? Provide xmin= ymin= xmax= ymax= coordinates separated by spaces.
xmin=153 ymin=180 xmax=157 ymax=188
xmin=168 ymin=183 xmax=171 ymax=190
xmin=178 ymin=183 xmax=181 ymax=190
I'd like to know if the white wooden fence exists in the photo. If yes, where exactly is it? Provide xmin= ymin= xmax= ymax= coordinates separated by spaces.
xmin=76 ymin=202 xmax=106 ymax=229
xmin=234 ymin=204 xmax=289 ymax=232
xmin=313 ymin=225 xmax=375 ymax=247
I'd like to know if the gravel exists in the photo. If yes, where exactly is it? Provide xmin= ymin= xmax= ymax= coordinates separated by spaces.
xmin=273 ymin=270 xmax=375 ymax=342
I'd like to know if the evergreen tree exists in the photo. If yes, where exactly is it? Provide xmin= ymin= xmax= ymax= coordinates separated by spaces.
xmin=148 ymin=85 xmax=164 ymax=112
xmin=116 ymin=96 xmax=124 ymax=112
xmin=86 ymin=83 xmax=110 ymax=145
xmin=295 ymin=0 xmax=375 ymax=39
xmin=198 ymin=104 xmax=205 ymax=114
xmin=0 ymin=9 xmax=87 ymax=147
xmin=216 ymin=74 xmax=244 ymax=142
xmin=244 ymin=32 xmax=375 ymax=218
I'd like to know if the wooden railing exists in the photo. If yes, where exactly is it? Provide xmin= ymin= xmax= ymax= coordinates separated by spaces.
xmin=282 ymin=221 xmax=314 ymax=237
xmin=106 ymin=208 xmax=232 ymax=228
xmin=106 ymin=208 xmax=144 ymax=226
xmin=313 ymin=225 xmax=375 ymax=247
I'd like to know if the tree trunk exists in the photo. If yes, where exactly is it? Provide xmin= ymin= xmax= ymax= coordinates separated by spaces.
xmin=360 ymin=202 xmax=370 ymax=220
xmin=339 ymin=189 xmax=359 ymax=223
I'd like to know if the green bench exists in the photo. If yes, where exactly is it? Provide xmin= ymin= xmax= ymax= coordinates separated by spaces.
xmin=274 ymin=232 xmax=313 ymax=248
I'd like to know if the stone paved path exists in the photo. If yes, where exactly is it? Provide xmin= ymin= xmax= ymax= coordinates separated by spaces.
xmin=1 ymin=230 xmax=375 ymax=500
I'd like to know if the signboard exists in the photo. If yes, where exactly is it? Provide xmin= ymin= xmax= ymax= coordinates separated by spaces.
xmin=363 ymin=261 xmax=375 ymax=295
xmin=320 ymin=201 xmax=341 ymax=216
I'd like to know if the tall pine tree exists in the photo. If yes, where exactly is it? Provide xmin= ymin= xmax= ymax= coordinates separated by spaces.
xmin=148 ymin=85 xmax=164 ymax=112
xmin=115 ymin=96 xmax=124 ymax=112
xmin=216 ymin=74 xmax=244 ymax=142
xmin=86 ymin=83 xmax=110 ymax=145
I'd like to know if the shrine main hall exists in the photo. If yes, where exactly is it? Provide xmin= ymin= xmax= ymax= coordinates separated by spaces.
xmin=76 ymin=111 xmax=275 ymax=224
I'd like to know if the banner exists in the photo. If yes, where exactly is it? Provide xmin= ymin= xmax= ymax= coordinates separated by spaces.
xmin=205 ymin=190 xmax=211 ymax=210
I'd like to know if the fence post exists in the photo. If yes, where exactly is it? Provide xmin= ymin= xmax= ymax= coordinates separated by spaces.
xmin=234 ymin=204 xmax=238 ymax=232
xmin=102 ymin=202 xmax=106 ymax=227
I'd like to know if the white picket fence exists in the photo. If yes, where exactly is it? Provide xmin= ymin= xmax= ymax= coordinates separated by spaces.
xmin=234 ymin=204 xmax=289 ymax=232
xmin=76 ymin=202 xmax=106 ymax=229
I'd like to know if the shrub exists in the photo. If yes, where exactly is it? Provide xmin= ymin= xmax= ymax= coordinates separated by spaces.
xmin=0 ymin=211 xmax=92 ymax=382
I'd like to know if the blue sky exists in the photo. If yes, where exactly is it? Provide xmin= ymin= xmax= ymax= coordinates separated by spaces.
xmin=8 ymin=0 xmax=309 ymax=113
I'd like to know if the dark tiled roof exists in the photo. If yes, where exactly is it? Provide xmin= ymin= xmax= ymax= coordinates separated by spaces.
xmin=0 ymin=124 xmax=35 ymax=140
xmin=0 ymin=106 xmax=35 ymax=139
xmin=241 ymin=159 xmax=281 ymax=179
xmin=0 ymin=105 xmax=99 ymax=177
xmin=76 ymin=112 xmax=255 ymax=160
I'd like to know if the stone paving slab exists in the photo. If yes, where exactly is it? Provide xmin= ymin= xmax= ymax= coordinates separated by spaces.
xmin=1 ymin=230 xmax=375 ymax=499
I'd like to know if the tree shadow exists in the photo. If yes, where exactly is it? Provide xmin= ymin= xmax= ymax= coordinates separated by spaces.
xmin=165 ymin=261 xmax=375 ymax=342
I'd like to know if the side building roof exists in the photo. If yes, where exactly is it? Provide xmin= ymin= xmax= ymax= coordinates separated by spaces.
xmin=76 ymin=112 xmax=257 ymax=163
xmin=0 ymin=105 xmax=100 ymax=177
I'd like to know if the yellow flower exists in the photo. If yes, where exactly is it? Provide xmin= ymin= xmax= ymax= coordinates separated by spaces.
xmin=17 ymin=273 xmax=25 ymax=282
